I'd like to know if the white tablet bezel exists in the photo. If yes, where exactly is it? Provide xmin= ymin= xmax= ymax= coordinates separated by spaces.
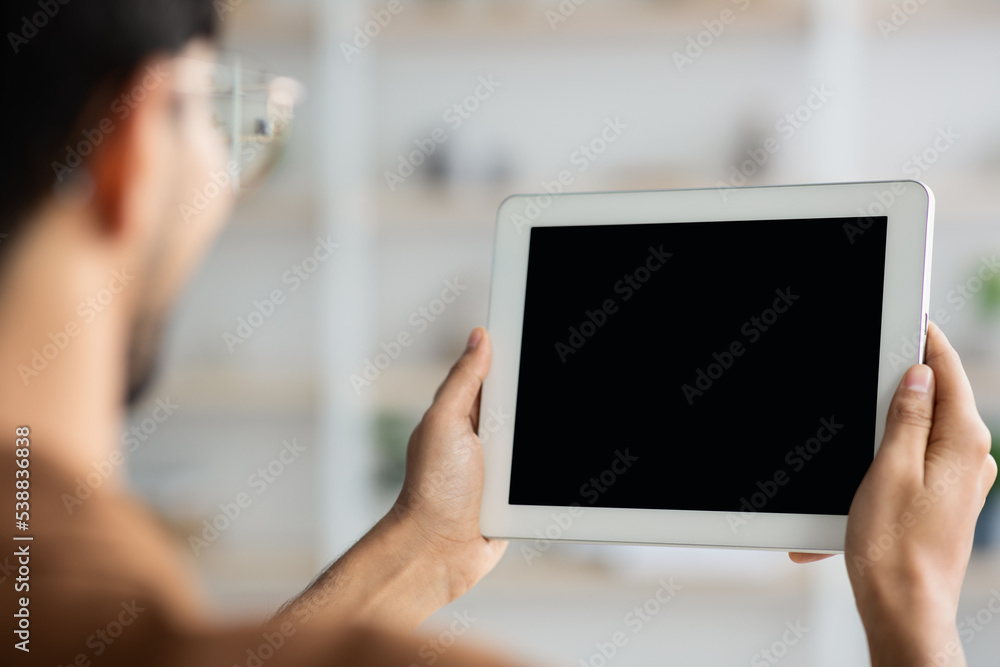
xmin=480 ymin=181 xmax=934 ymax=553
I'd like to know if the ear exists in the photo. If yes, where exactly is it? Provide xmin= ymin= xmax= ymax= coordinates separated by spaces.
xmin=87 ymin=57 xmax=176 ymax=243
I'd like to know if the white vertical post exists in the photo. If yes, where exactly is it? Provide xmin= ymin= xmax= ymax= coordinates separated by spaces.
xmin=804 ymin=555 xmax=871 ymax=666
xmin=231 ymin=55 xmax=243 ymax=194
xmin=800 ymin=0 xmax=866 ymax=182
xmin=314 ymin=0 xmax=379 ymax=562
xmin=803 ymin=0 xmax=872 ymax=661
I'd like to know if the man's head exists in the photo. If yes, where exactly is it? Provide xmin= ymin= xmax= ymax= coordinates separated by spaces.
xmin=2 ymin=0 xmax=233 ymax=403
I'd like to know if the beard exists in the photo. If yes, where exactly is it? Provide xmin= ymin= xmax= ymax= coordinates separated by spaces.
xmin=122 ymin=214 xmax=175 ymax=408
xmin=124 ymin=303 xmax=168 ymax=407
xmin=121 ymin=147 xmax=231 ymax=407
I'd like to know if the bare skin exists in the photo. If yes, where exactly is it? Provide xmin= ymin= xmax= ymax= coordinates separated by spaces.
xmin=275 ymin=327 xmax=509 ymax=633
xmin=0 ymin=44 xmax=515 ymax=665
xmin=790 ymin=321 xmax=997 ymax=666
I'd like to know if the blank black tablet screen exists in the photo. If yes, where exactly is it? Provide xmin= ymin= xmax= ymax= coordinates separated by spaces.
xmin=508 ymin=217 xmax=888 ymax=516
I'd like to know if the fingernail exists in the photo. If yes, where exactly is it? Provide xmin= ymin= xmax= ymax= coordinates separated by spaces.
xmin=466 ymin=328 xmax=483 ymax=350
xmin=904 ymin=365 xmax=932 ymax=393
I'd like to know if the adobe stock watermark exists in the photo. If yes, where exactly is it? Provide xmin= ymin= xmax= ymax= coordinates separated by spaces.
xmin=884 ymin=254 xmax=997 ymax=371
xmin=545 ymin=0 xmax=588 ymax=31
xmin=477 ymin=403 xmax=511 ymax=447
xmin=213 ymin=0 xmax=250 ymax=21
xmin=223 ymin=235 xmax=340 ymax=352
xmin=50 ymin=64 xmax=168 ymax=183
xmin=943 ymin=254 xmax=1000 ymax=314
xmin=406 ymin=610 xmax=477 ymax=667
xmin=750 ymin=619 xmax=809 ymax=666
xmin=0 ymin=555 xmax=16 ymax=587
xmin=727 ymin=417 xmax=844 ymax=533
xmin=388 ymin=404 xmax=509 ymax=518
xmin=180 ymin=159 xmax=240 ymax=224
xmin=681 ymin=287 xmax=800 ymax=406
xmin=17 ymin=267 xmax=134 ymax=385
xmin=350 ymin=278 xmax=467 ymax=394
xmin=844 ymin=126 xmax=959 ymax=245
xmin=388 ymin=402 xmax=509 ymax=519
xmin=394 ymin=455 xmax=470 ymax=518
xmin=578 ymin=578 xmax=682 ymax=667
xmin=340 ymin=0 xmax=415 ymax=63
xmin=237 ymin=582 xmax=474 ymax=667
xmin=926 ymin=589 xmax=1000 ymax=666
xmin=7 ymin=0 xmax=70 ymax=54
xmin=231 ymin=621 xmax=298 ymax=667
xmin=384 ymin=75 xmax=502 ymax=192
xmin=851 ymin=456 xmax=971 ymax=576
xmin=188 ymin=438 xmax=306 ymax=556
xmin=61 ymin=397 xmax=180 ymax=514
xmin=282 ymin=583 xmax=336 ymax=627
xmin=181 ymin=104 xmax=295 ymax=224
xmin=877 ymin=0 xmax=932 ymax=40
xmin=508 ymin=116 xmax=629 ymax=234
xmin=555 ymin=246 xmax=673 ymax=363
xmin=672 ymin=0 xmax=751 ymax=73
xmin=521 ymin=449 xmax=639 ymax=564
xmin=716 ymin=85 xmax=834 ymax=199
xmin=57 ymin=599 xmax=146 ymax=664
xmin=900 ymin=126 xmax=960 ymax=178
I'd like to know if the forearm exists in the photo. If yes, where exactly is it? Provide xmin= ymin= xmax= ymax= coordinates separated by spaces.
xmin=275 ymin=328 xmax=505 ymax=636
xmin=277 ymin=510 xmax=454 ymax=633
xmin=864 ymin=619 xmax=964 ymax=667
xmin=858 ymin=580 xmax=966 ymax=667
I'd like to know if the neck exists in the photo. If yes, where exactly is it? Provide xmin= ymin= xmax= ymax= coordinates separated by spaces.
xmin=0 ymin=203 xmax=132 ymax=487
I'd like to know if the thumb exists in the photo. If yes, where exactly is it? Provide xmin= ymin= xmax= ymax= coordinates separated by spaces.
xmin=876 ymin=363 xmax=935 ymax=479
xmin=432 ymin=327 xmax=491 ymax=420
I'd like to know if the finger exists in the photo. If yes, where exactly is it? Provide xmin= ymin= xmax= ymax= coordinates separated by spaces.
xmin=484 ymin=536 xmax=508 ymax=559
xmin=788 ymin=552 xmax=834 ymax=564
xmin=923 ymin=321 xmax=988 ymax=459
xmin=432 ymin=328 xmax=491 ymax=421
xmin=470 ymin=383 xmax=483 ymax=433
xmin=875 ymin=363 xmax=935 ymax=479
xmin=924 ymin=321 xmax=978 ymax=415
xmin=982 ymin=454 xmax=998 ymax=500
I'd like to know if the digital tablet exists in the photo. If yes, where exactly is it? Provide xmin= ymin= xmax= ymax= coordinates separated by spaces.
xmin=480 ymin=181 xmax=934 ymax=554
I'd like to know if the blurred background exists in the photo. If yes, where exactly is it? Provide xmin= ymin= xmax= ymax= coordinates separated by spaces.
xmin=125 ymin=0 xmax=1000 ymax=664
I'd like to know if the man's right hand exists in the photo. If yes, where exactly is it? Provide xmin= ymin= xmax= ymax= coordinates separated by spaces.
xmin=845 ymin=321 xmax=997 ymax=667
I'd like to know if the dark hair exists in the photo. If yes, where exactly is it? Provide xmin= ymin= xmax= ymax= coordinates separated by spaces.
xmin=1 ymin=0 xmax=217 ymax=243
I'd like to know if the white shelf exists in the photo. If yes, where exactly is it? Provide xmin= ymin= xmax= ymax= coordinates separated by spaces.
xmin=135 ymin=366 xmax=316 ymax=415
xmin=378 ymin=0 xmax=808 ymax=41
